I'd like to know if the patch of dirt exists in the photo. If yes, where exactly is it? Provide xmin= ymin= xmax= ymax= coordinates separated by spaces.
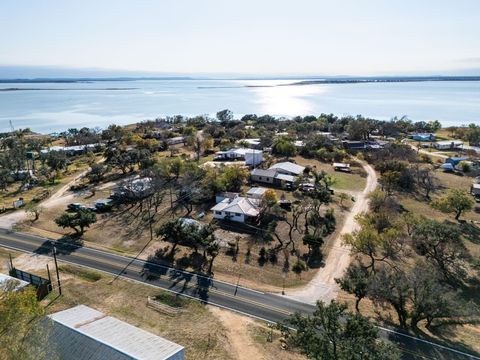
xmin=209 ymin=306 xmax=266 ymax=360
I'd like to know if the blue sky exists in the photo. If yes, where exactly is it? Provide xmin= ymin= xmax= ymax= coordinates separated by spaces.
xmin=0 ymin=0 xmax=479 ymax=76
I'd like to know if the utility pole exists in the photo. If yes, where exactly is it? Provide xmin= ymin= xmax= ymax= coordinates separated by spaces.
xmin=46 ymin=263 xmax=52 ymax=291
xmin=52 ymin=245 xmax=62 ymax=295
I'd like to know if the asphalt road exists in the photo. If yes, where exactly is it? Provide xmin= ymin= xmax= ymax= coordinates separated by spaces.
xmin=0 ymin=229 xmax=479 ymax=360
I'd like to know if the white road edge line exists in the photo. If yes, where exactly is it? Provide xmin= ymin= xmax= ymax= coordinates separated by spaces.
xmin=6 ymin=230 xmax=267 ymax=295
xmin=376 ymin=326 xmax=480 ymax=360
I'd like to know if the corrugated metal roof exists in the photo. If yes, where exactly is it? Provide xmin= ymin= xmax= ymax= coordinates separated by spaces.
xmin=269 ymin=162 xmax=305 ymax=175
xmin=275 ymin=174 xmax=296 ymax=183
xmin=211 ymin=197 xmax=260 ymax=216
xmin=251 ymin=168 xmax=277 ymax=177
xmin=0 ymin=273 xmax=30 ymax=291
xmin=48 ymin=305 xmax=184 ymax=360
xmin=246 ymin=187 xmax=267 ymax=196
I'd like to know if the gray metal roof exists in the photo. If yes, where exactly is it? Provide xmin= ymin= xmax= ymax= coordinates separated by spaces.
xmin=269 ymin=162 xmax=305 ymax=175
xmin=48 ymin=305 xmax=184 ymax=360
xmin=274 ymin=173 xmax=296 ymax=183
xmin=251 ymin=168 xmax=277 ymax=177
xmin=246 ymin=187 xmax=267 ymax=196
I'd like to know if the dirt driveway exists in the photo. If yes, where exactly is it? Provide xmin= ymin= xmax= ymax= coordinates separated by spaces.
xmin=286 ymin=161 xmax=377 ymax=304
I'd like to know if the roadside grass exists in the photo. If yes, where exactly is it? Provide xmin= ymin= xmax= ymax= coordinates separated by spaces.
xmin=41 ymin=264 xmax=233 ymax=360
xmin=58 ymin=264 xmax=102 ymax=282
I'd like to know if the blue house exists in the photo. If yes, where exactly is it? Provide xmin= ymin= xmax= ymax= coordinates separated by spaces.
xmin=411 ymin=133 xmax=435 ymax=141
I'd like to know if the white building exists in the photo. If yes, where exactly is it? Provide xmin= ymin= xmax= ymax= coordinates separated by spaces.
xmin=211 ymin=195 xmax=260 ymax=223
xmin=433 ymin=140 xmax=464 ymax=150
xmin=215 ymin=148 xmax=263 ymax=166
xmin=45 ymin=305 xmax=184 ymax=360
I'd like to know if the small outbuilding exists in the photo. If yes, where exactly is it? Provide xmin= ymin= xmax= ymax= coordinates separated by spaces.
xmin=246 ymin=187 xmax=268 ymax=199
xmin=332 ymin=163 xmax=351 ymax=172
xmin=45 ymin=305 xmax=185 ymax=360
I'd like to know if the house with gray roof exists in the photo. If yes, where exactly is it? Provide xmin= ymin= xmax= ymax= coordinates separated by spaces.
xmin=251 ymin=168 xmax=277 ymax=184
xmin=250 ymin=165 xmax=299 ymax=187
xmin=44 ymin=305 xmax=184 ymax=360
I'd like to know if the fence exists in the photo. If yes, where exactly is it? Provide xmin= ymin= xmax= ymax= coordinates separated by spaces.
xmin=10 ymin=268 xmax=52 ymax=300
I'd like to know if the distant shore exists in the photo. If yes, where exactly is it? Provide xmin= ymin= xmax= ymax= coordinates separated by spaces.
xmin=1 ymin=75 xmax=480 ymax=86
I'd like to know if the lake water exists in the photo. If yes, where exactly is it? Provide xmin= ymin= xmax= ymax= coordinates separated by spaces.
xmin=1 ymin=79 xmax=479 ymax=133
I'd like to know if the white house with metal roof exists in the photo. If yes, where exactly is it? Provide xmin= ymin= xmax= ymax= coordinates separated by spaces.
xmin=45 ymin=305 xmax=184 ymax=360
xmin=211 ymin=195 xmax=260 ymax=223
xmin=215 ymin=148 xmax=263 ymax=166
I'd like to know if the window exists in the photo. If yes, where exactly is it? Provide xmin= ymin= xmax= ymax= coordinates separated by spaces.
xmin=259 ymin=177 xmax=263 ymax=180
xmin=215 ymin=211 xmax=222 ymax=215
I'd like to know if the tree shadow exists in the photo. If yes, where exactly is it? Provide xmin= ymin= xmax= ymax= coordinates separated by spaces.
xmin=459 ymin=222 xmax=480 ymax=244
xmin=33 ymin=235 xmax=84 ymax=256
xmin=168 ymin=268 xmax=193 ymax=292
xmin=193 ymin=275 xmax=212 ymax=303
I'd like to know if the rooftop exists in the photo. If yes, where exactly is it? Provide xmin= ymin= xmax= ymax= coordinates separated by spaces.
xmin=251 ymin=168 xmax=277 ymax=177
xmin=275 ymin=173 xmax=296 ymax=183
xmin=0 ymin=273 xmax=30 ymax=291
xmin=246 ymin=187 xmax=268 ymax=197
xmin=211 ymin=196 xmax=260 ymax=217
xmin=269 ymin=162 xmax=305 ymax=175
xmin=436 ymin=140 xmax=464 ymax=145
xmin=47 ymin=305 xmax=184 ymax=360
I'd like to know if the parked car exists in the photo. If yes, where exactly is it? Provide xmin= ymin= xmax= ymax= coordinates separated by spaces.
xmin=67 ymin=203 xmax=86 ymax=212
xmin=94 ymin=198 xmax=113 ymax=212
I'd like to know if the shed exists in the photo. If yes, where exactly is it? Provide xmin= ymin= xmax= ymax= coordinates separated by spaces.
xmin=332 ymin=163 xmax=351 ymax=172
xmin=46 ymin=305 xmax=184 ymax=360
xmin=246 ymin=187 xmax=268 ymax=199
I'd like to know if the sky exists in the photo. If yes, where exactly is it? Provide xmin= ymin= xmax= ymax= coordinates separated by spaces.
xmin=0 ymin=0 xmax=479 ymax=77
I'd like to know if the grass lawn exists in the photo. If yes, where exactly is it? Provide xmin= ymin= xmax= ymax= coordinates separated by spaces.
xmin=292 ymin=156 xmax=367 ymax=193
